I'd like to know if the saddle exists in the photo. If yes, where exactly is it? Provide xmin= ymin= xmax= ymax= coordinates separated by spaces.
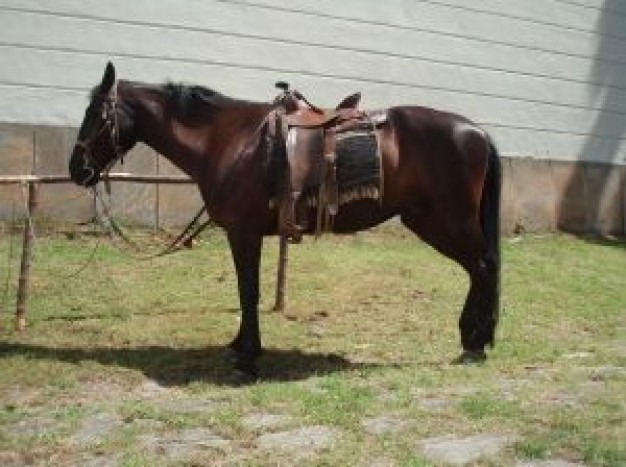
xmin=270 ymin=82 xmax=386 ymax=243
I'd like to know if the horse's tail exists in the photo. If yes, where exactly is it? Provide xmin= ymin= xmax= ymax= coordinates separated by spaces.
xmin=480 ymin=136 xmax=502 ymax=346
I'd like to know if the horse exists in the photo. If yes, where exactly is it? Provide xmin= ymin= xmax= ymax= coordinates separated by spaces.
xmin=69 ymin=62 xmax=501 ymax=381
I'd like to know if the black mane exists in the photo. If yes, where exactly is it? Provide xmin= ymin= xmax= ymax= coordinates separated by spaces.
xmin=89 ymin=80 xmax=265 ymax=122
xmin=163 ymin=82 xmax=257 ymax=120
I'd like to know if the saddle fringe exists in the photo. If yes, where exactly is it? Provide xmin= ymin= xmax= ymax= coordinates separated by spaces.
xmin=268 ymin=184 xmax=380 ymax=210
xmin=304 ymin=184 xmax=380 ymax=208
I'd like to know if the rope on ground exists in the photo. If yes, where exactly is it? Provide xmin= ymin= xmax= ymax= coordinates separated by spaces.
xmin=60 ymin=237 xmax=102 ymax=281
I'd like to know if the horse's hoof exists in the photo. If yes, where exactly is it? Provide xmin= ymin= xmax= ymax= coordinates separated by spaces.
xmin=231 ymin=368 xmax=258 ymax=386
xmin=452 ymin=350 xmax=487 ymax=365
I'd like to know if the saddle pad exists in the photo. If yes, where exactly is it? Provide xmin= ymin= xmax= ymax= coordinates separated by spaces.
xmin=299 ymin=128 xmax=381 ymax=206
xmin=335 ymin=130 xmax=380 ymax=198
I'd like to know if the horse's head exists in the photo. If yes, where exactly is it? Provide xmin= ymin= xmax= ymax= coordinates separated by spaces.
xmin=69 ymin=62 xmax=135 ymax=187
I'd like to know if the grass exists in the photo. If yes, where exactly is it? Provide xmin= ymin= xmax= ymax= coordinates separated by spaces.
xmin=0 ymin=221 xmax=624 ymax=466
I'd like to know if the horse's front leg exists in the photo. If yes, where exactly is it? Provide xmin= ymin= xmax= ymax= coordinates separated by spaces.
xmin=226 ymin=229 xmax=263 ymax=380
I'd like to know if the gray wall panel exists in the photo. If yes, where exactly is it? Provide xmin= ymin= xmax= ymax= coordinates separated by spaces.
xmin=0 ymin=0 xmax=624 ymax=164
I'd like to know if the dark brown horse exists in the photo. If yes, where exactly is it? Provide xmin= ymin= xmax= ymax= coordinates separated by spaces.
xmin=69 ymin=62 xmax=501 ymax=380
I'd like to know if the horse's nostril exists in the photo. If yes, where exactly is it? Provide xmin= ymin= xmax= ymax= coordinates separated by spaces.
xmin=69 ymin=166 xmax=96 ymax=187
xmin=84 ymin=173 xmax=99 ymax=187
xmin=81 ymin=168 xmax=98 ymax=187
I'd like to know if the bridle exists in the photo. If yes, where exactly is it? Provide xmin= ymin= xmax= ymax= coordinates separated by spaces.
xmin=74 ymin=81 xmax=126 ymax=186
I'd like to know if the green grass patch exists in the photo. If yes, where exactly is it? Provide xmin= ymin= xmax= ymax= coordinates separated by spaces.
xmin=458 ymin=393 xmax=522 ymax=420
xmin=0 ymin=224 xmax=624 ymax=465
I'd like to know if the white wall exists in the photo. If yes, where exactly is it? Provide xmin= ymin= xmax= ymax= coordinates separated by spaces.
xmin=0 ymin=0 xmax=624 ymax=164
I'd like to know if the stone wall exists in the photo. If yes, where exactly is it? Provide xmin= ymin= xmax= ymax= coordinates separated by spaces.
xmin=1 ymin=123 xmax=623 ymax=236
xmin=0 ymin=123 xmax=202 ymax=227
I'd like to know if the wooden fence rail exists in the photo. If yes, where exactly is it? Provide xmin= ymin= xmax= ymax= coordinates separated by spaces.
xmin=0 ymin=174 xmax=193 ymax=184
xmin=0 ymin=174 xmax=289 ymax=331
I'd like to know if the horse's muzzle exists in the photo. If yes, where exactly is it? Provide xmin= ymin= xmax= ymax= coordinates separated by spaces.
xmin=69 ymin=150 xmax=99 ymax=187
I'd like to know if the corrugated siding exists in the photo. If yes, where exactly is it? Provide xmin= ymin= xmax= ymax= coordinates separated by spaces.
xmin=0 ymin=0 xmax=624 ymax=164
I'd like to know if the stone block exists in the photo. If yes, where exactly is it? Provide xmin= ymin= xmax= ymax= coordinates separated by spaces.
xmin=156 ymin=157 xmax=202 ymax=228
xmin=583 ymin=163 xmax=623 ymax=235
xmin=507 ymin=158 xmax=557 ymax=233
xmin=499 ymin=158 xmax=516 ymax=235
xmin=0 ymin=124 xmax=34 ymax=220
xmin=552 ymin=161 xmax=588 ymax=233
xmin=109 ymin=143 xmax=158 ymax=226
xmin=34 ymin=126 xmax=93 ymax=222
xmin=34 ymin=125 xmax=76 ymax=173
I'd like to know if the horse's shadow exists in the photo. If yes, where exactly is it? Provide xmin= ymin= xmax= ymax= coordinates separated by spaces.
xmin=0 ymin=342 xmax=383 ymax=387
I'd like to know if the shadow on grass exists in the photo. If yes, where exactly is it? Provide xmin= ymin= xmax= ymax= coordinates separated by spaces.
xmin=0 ymin=342 xmax=386 ymax=386
xmin=582 ymin=234 xmax=626 ymax=250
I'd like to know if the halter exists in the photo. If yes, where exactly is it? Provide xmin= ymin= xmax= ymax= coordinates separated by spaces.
xmin=74 ymin=81 xmax=126 ymax=185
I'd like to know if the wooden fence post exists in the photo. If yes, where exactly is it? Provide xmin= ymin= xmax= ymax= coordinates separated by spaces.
xmin=16 ymin=182 xmax=37 ymax=331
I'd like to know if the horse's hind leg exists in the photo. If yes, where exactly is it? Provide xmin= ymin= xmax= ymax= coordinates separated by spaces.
xmin=401 ymin=212 xmax=497 ymax=361
xmin=457 ymin=249 xmax=499 ymax=362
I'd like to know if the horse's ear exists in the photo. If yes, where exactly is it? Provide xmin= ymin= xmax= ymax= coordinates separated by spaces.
xmin=101 ymin=61 xmax=116 ymax=92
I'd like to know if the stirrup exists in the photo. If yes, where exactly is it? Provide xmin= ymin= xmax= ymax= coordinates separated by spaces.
xmin=280 ymin=222 xmax=303 ymax=244
xmin=278 ymin=195 xmax=303 ymax=243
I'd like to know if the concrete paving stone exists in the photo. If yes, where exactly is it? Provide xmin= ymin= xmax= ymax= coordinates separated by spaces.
xmin=419 ymin=433 xmax=517 ymax=466
xmin=9 ymin=415 xmax=57 ymax=437
xmin=361 ymin=415 xmax=410 ymax=435
xmin=516 ymin=460 xmax=584 ymax=467
xmin=256 ymin=425 xmax=340 ymax=457
xmin=69 ymin=412 xmax=124 ymax=447
xmin=156 ymin=396 xmax=223 ymax=414
xmin=242 ymin=413 xmax=293 ymax=431
xmin=139 ymin=428 xmax=230 ymax=459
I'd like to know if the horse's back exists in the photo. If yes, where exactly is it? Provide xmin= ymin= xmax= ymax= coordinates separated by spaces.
xmin=387 ymin=105 xmax=486 ymax=146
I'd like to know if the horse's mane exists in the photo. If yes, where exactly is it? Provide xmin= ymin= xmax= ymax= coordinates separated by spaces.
xmin=164 ymin=82 xmax=247 ymax=109
xmin=163 ymin=82 xmax=264 ymax=121
xmin=89 ymin=81 xmax=268 ymax=124
xmin=89 ymin=80 xmax=263 ymax=122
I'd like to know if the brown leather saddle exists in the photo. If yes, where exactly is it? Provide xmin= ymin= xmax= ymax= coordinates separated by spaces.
xmin=270 ymin=82 xmax=386 ymax=243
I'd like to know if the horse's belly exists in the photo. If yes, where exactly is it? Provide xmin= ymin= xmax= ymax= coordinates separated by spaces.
xmin=303 ymin=200 xmax=394 ymax=234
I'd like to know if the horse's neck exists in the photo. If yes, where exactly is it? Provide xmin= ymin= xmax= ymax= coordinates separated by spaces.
xmin=123 ymin=83 xmax=208 ymax=180
xmin=123 ymin=82 xmax=271 ymax=183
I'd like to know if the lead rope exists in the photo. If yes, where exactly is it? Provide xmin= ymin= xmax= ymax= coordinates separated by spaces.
xmin=91 ymin=184 xmax=212 ymax=260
